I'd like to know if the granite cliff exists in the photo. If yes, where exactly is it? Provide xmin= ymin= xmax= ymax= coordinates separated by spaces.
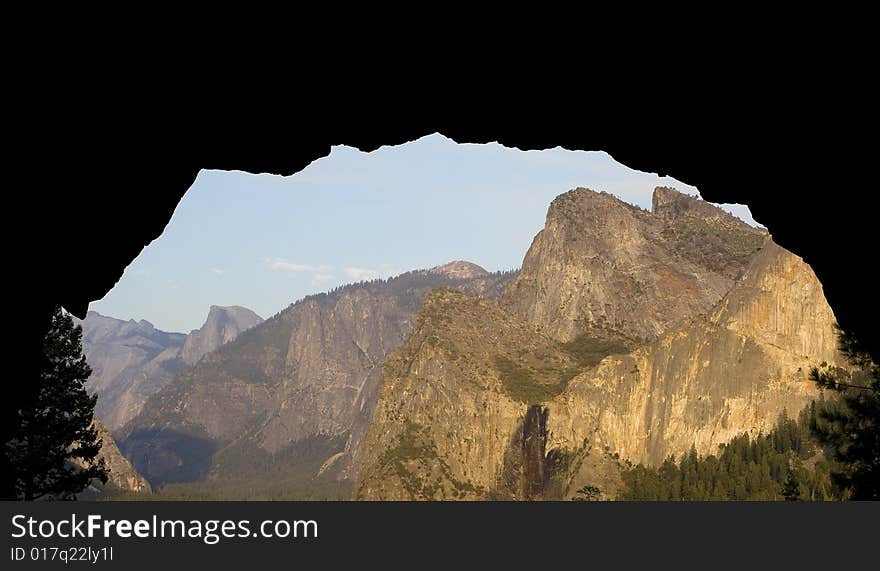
xmin=79 ymin=306 xmax=263 ymax=432
xmin=356 ymin=288 xmax=580 ymax=500
xmin=120 ymin=266 xmax=516 ymax=491
xmin=93 ymin=420 xmax=152 ymax=494
xmin=503 ymin=187 xmax=767 ymax=343
xmin=181 ymin=305 xmax=264 ymax=366
xmin=357 ymin=188 xmax=841 ymax=500
xmin=78 ymin=312 xmax=186 ymax=431
xmin=77 ymin=420 xmax=151 ymax=498
xmin=547 ymin=242 xmax=842 ymax=498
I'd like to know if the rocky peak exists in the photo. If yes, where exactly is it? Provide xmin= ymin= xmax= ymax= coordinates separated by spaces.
xmin=652 ymin=186 xmax=756 ymax=228
xmin=358 ymin=206 xmax=841 ymax=501
xmin=504 ymin=186 xmax=756 ymax=342
xmin=547 ymin=241 xmax=842 ymax=471
xmin=652 ymin=186 xmax=769 ymax=279
xmin=181 ymin=305 xmax=264 ymax=365
xmin=653 ymin=186 xmax=706 ymax=218
xmin=428 ymin=260 xmax=490 ymax=280
xmin=79 ymin=311 xmax=165 ymax=342
xmin=710 ymin=242 xmax=839 ymax=360
xmin=548 ymin=187 xmax=650 ymax=229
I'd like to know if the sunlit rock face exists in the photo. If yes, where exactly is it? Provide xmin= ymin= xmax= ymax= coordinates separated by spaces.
xmin=76 ymin=420 xmax=151 ymax=497
xmin=119 ymin=268 xmax=516 ymax=487
xmin=548 ymin=243 xmax=842 ymax=474
xmin=504 ymin=187 xmax=767 ymax=343
xmin=357 ymin=189 xmax=841 ymax=500
xmin=355 ymin=289 xmax=578 ymax=500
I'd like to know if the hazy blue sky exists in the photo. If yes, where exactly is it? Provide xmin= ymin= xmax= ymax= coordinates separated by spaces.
xmin=89 ymin=133 xmax=760 ymax=333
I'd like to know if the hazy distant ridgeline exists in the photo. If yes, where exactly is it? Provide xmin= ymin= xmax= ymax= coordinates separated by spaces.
xmin=118 ymin=263 xmax=517 ymax=493
xmin=78 ymin=306 xmax=263 ymax=433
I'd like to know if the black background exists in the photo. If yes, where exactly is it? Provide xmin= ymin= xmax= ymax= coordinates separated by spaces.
xmin=5 ymin=42 xmax=878 ymax=567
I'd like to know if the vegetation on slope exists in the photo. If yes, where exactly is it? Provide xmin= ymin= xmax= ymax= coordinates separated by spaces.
xmin=492 ymin=355 xmax=574 ymax=404
xmin=492 ymin=333 xmax=631 ymax=404
xmin=376 ymin=421 xmax=484 ymax=500
xmin=110 ymin=435 xmax=352 ymax=500
xmin=619 ymin=406 xmax=840 ymax=501
xmin=560 ymin=333 xmax=631 ymax=369
xmin=807 ymin=330 xmax=879 ymax=499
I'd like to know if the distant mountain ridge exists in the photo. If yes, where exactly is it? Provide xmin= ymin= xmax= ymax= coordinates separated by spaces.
xmin=77 ymin=312 xmax=187 ymax=432
xmin=181 ymin=305 xmax=264 ymax=365
xmin=120 ymin=265 xmax=517 ymax=491
xmin=78 ymin=305 xmax=263 ymax=432
xmin=426 ymin=260 xmax=490 ymax=280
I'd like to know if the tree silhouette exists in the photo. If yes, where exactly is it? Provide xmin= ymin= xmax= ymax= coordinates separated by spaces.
xmin=572 ymin=485 xmax=601 ymax=501
xmin=809 ymin=329 xmax=879 ymax=500
xmin=782 ymin=470 xmax=801 ymax=501
xmin=619 ymin=411 xmax=840 ymax=500
xmin=5 ymin=305 xmax=107 ymax=499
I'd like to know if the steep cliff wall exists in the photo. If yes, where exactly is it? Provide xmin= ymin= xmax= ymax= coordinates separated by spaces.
xmin=503 ymin=187 xmax=767 ymax=342
xmin=180 ymin=305 xmax=264 ymax=366
xmin=547 ymin=244 xmax=842 ymax=485
xmin=94 ymin=420 xmax=152 ymax=494
xmin=76 ymin=420 xmax=152 ymax=497
xmin=79 ymin=306 xmax=262 ymax=432
xmin=78 ymin=312 xmax=187 ymax=431
xmin=121 ymin=267 xmax=515 ymax=487
xmin=356 ymin=289 xmax=578 ymax=500
xmin=358 ymin=194 xmax=840 ymax=500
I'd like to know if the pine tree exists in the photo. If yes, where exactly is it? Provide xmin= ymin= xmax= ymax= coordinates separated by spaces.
xmin=809 ymin=329 xmax=880 ymax=500
xmin=5 ymin=305 xmax=107 ymax=499
xmin=782 ymin=470 xmax=801 ymax=501
xmin=572 ymin=485 xmax=601 ymax=501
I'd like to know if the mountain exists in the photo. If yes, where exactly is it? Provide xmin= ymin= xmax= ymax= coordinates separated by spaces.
xmin=503 ymin=187 xmax=767 ymax=343
xmin=102 ymin=186 xmax=840 ymax=501
xmin=181 ymin=305 xmax=264 ymax=365
xmin=428 ymin=260 xmax=491 ymax=280
xmin=78 ymin=312 xmax=187 ymax=431
xmin=119 ymin=265 xmax=516 ymax=493
xmin=356 ymin=188 xmax=841 ymax=500
xmin=77 ymin=420 xmax=151 ymax=498
xmin=356 ymin=288 xmax=581 ymax=500
xmin=93 ymin=420 xmax=152 ymax=494
xmin=545 ymin=242 xmax=841 ymax=497
xmin=79 ymin=306 xmax=262 ymax=432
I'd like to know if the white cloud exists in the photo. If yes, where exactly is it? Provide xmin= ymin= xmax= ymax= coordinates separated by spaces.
xmin=265 ymin=257 xmax=331 ymax=273
xmin=209 ymin=267 xmax=225 ymax=275
xmin=344 ymin=267 xmax=380 ymax=281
